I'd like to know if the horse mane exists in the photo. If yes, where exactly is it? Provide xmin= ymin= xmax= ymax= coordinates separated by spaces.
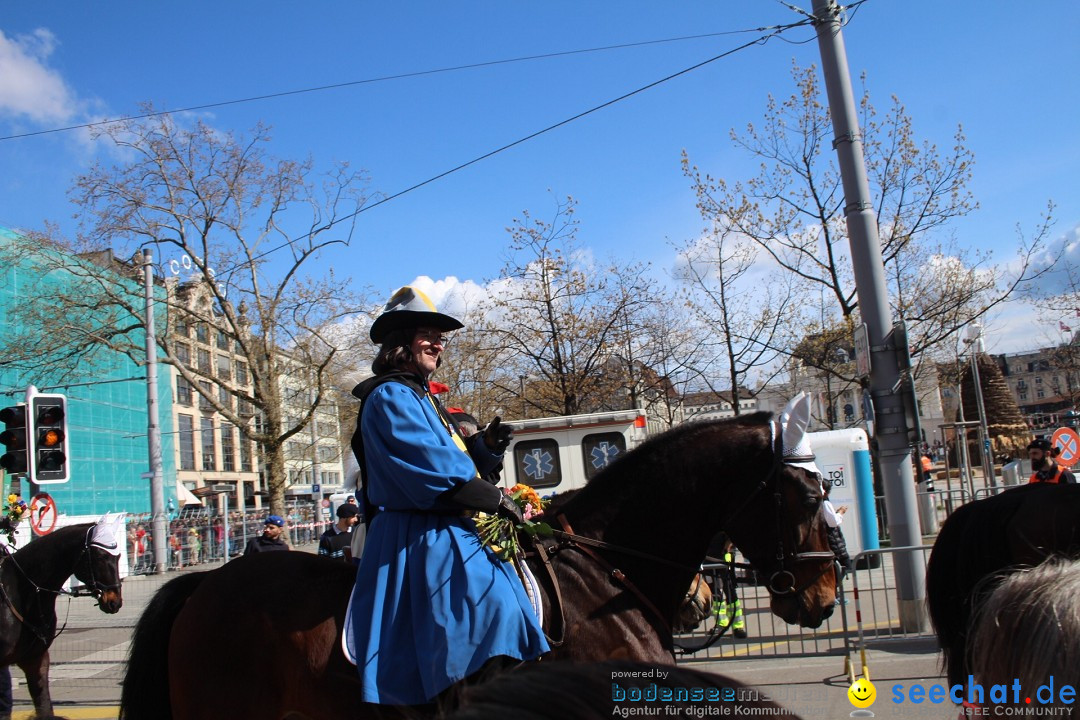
xmin=549 ymin=412 xmax=773 ymax=521
xmin=927 ymin=484 xmax=1059 ymax=685
xmin=540 ymin=410 xmax=777 ymax=546
xmin=10 ymin=523 xmax=92 ymax=562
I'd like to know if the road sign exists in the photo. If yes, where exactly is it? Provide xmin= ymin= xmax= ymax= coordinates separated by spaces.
xmin=320 ymin=499 xmax=331 ymax=508
xmin=1050 ymin=427 xmax=1080 ymax=467
xmin=853 ymin=323 xmax=871 ymax=379
xmin=29 ymin=493 xmax=58 ymax=535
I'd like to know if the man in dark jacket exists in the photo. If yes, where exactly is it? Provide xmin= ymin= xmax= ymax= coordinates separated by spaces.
xmin=319 ymin=503 xmax=360 ymax=560
xmin=243 ymin=515 xmax=289 ymax=555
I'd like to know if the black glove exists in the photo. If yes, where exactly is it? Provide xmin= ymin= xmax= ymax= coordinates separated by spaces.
xmin=496 ymin=492 xmax=524 ymax=524
xmin=438 ymin=478 xmax=501 ymax=513
xmin=483 ymin=416 xmax=513 ymax=454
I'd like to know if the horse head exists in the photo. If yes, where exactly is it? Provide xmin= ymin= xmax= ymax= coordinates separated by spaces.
xmin=722 ymin=393 xmax=836 ymax=628
xmin=74 ymin=514 xmax=125 ymax=614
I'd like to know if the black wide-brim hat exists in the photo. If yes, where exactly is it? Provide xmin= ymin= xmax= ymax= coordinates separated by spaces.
xmin=369 ymin=286 xmax=464 ymax=344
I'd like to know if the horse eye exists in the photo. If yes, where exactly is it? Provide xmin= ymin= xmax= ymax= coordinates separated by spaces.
xmin=804 ymin=497 xmax=821 ymax=510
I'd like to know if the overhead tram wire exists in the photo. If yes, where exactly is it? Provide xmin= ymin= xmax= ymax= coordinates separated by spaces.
xmin=223 ymin=17 xmax=814 ymax=276
xmin=0 ymin=26 xmax=803 ymax=143
xmin=35 ymin=17 xmax=819 ymax=325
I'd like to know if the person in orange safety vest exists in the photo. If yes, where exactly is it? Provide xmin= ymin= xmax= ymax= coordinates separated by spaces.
xmin=1027 ymin=437 xmax=1076 ymax=484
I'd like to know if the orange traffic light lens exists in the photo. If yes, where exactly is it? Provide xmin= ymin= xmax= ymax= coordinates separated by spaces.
xmin=40 ymin=429 xmax=63 ymax=447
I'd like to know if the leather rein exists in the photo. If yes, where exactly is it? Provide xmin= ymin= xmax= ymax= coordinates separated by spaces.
xmin=524 ymin=419 xmax=834 ymax=649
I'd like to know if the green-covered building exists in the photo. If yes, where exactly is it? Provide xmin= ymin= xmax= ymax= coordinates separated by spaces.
xmin=0 ymin=227 xmax=178 ymax=517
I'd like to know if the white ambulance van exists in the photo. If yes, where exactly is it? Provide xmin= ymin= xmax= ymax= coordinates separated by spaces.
xmin=499 ymin=410 xmax=664 ymax=496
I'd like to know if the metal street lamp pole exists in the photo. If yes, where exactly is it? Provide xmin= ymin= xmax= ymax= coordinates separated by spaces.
xmin=812 ymin=0 xmax=924 ymax=631
xmin=143 ymin=249 xmax=167 ymax=574
xmin=212 ymin=484 xmax=233 ymax=560
xmin=967 ymin=323 xmax=996 ymax=487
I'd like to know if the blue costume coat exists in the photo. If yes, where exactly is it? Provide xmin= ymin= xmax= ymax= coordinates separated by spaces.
xmin=344 ymin=380 xmax=549 ymax=704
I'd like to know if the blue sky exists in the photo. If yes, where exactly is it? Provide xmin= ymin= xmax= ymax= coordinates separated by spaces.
xmin=1 ymin=1 xmax=1078 ymax=354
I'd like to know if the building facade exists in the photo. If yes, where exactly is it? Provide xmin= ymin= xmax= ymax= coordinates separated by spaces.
xmin=168 ymin=280 xmax=262 ymax=514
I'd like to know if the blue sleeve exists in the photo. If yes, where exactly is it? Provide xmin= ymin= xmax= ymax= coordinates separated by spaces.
xmin=466 ymin=433 xmax=502 ymax=477
xmin=361 ymin=383 xmax=481 ymax=510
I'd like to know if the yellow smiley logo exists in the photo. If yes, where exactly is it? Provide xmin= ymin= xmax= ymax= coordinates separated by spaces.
xmin=847 ymin=677 xmax=876 ymax=709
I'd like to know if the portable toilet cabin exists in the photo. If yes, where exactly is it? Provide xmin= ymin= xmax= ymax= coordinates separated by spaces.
xmin=807 ymin=427 xmax=879 ymax=562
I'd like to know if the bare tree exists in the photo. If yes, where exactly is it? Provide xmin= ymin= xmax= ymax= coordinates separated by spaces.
xmin=0 ymin=110 xmax=371 ymax=514
xmin=672 ymin=221 xmax=806 ymax=414
xmin=478 ymin=196 xmax=657 ymax=417
xmin=682 ymin=63 xmax=1054 ymax=384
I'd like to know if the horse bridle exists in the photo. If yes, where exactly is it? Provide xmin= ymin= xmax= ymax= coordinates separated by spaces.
xmin=71 ymin=526 xmax=123 ymax=603
xmin=758 ymin=419 xmax=836 ymax=602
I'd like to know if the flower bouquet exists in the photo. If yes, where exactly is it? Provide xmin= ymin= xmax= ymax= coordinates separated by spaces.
xmin=2 ymin=494 xmax=28 ymax=546
xmin=476 ymin=484 xmax=553 ymax=562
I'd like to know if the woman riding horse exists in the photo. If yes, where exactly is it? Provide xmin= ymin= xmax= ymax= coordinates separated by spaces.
xmin=345 ymin=286 xmax=547 ymax=706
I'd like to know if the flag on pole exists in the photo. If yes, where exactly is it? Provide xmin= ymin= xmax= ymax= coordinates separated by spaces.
xmin=1061 ymin=321 xmax=1072 ymax=332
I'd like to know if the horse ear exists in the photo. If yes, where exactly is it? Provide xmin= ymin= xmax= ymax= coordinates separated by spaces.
xmin=780 ymin=392 xmax=811 ymax=451
xmin=91 ymin=512 xmax=125 ymax=556
xmin=781 ymin=392 xmax=822 ymax=476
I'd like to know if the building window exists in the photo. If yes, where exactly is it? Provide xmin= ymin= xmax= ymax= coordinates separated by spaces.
xmin=287 ymin=441 xmax=305 ymax=460
xmin=176 ymin=376 xmax=192 ymax=407
xmin=221 ymin=425 xmax=235 ymax=472
xmin=240 ymin=436 xmax=253 ymax=472
xmin=235 ymin=361 xmax=249 ymax=386
xmin=1035 ymin=376 xmax=1043 ymax=385
xmin=175 ymin=320 xmax=191 ymax=338
xmin=178 ymin=414 xmax=196 ymax=470
xmin=175 ymin=343 xmax=191 ymax=369
xmin=218 ymin=385 xmax=232 ymax=411
xmin=198 ymin=381 xmax=214 ymax=410
xmin=217 ymin=330 xmax=230 ymax=350
xmin=197 ymin=349 xmax=212 ymax=374
xmin=1037 ymin=389 xmax=1045 ymax=398
xmin=1020 ymin=392 xmax=1028 ymax=401
xmin=238 ymin=397 xmax=254 ymax=416
xmin=201 ymin=417 xmax=216 ymax=471
xmin=318 ymin=445 xmax=336 ymax=463
xmin=216 ymin=355 xmax=231 ymax=382
xmin=195 ymin=323 xmax=209 ymax=344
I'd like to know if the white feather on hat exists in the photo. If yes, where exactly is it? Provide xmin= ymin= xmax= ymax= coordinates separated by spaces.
xmin=779 ymin=392 xmax=822 ymax=476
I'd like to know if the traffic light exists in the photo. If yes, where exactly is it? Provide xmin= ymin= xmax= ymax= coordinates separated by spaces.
xmin=0 ymin=405 xmax=30 ymax=476
xmin=31 ymin=394 xmax=68 ymax=484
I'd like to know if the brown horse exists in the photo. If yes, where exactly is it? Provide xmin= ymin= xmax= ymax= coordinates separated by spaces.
xmin=0 ymin=520 xmax=124 ymax=720
xmin=927 ymin=483 xmax=1080 ymax=686
xmin=120 ymin=410 xmax=835 ymax=720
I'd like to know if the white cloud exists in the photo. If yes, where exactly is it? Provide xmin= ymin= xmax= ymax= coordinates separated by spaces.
xmin=407 ymin=275 xmax=490 ymax=320
xmin=0 ymin=28 xmax=79 ymax=123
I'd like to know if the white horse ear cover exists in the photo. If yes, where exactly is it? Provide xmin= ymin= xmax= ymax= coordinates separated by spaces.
xmin=90 ymin=512 xmax=125 ymax=556
xmin=780 ymin=392 xmax=822 ymax=477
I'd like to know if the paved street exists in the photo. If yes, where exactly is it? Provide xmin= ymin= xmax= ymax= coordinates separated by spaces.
xmin=11 ymin=535 xmax=950 ymax=720
xmin=15 ymin=636 xmax=947 ymax=719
